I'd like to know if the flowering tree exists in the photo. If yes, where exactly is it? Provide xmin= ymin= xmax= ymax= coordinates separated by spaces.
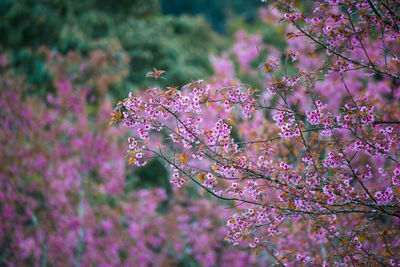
xmin=113 ymin=1 xmax=400 ymax=265
xmin=0 ymin=48 xmax=264 ymax=266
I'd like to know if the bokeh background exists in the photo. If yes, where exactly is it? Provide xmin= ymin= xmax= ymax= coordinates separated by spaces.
xmin=0 ymin=0 xmax=303 ymax=266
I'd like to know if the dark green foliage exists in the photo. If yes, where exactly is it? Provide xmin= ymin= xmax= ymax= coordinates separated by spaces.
xmin=0 ymin=0 xmax=222 ymax=97
xmin=161 ymin=0 xmax=263 ymax=33
xmin=111 ymin=15 xmax=218 ymax=91
xmin=126 ymin=159 xmax=171 ymax=192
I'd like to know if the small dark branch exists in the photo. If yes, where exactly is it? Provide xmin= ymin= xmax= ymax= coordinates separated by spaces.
xmin=379 ymin=0 xmax=400 ymax=31
xmin=367 ymin=0 xmax=400 ymax=32
xmin=293 ymin=23 xmax=400 ymax=80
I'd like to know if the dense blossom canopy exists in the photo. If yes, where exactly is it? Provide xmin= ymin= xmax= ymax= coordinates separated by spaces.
xmin=114 ymin=0 xmax=400 ymax=265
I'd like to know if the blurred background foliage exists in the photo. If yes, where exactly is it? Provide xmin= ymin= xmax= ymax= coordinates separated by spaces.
xmin=0 ymin=0 xmax=287 ymax=195
xmin=0 ymin=0 xmax=268 ymax=100
xmin=161 ymin=0 xmax=263 ymax=33
xmin=0 ymin=0 xmax=287 ymax=192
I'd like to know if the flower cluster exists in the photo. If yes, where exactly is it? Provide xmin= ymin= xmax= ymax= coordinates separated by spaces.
xmin=272 ymin=110 xmax=300 ymax=139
